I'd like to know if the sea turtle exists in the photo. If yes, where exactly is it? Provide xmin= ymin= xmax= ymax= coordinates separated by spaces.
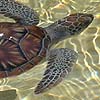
xmin=0 ymin=0 xmax=93 ymax=94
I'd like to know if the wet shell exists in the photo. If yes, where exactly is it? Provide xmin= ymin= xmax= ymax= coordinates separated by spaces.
xmin=0 ymin=23 xmax=51 ymax=78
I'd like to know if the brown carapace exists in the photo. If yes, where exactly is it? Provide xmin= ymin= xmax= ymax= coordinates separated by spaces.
xmin=0 ymin=0 xmax=94 ymax=95
xmin=0 ymin=23 xmax=50 ymax=78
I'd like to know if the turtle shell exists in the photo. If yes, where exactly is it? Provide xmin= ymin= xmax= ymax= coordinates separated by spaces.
xmin=0 ymin=23 xmax=51 ymax=78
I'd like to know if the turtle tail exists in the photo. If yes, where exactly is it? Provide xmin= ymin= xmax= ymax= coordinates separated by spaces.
xmin=0 ymin=0 xmax=39 ymax=25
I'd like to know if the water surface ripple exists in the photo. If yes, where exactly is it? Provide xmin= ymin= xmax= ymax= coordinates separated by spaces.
xmin=0 ymin=0 xmax=100 ymax=100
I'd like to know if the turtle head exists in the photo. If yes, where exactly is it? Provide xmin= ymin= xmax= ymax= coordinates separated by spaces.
xmin=46 ymin=13 xmax=94 ymax=43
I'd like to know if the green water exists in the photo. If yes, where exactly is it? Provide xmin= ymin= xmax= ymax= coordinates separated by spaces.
xmin=0 ymin=0 xmax=100 ymax=100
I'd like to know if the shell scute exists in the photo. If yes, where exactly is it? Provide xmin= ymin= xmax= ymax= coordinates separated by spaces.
xmin=0 ymin=24 xmax=49 ymax=78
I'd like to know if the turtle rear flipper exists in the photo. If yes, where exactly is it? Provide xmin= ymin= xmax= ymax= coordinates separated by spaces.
xmin=34 ymin=48 xmax=78 ymax=94
xmin=0 ymin=0 xmax=39 ymax=25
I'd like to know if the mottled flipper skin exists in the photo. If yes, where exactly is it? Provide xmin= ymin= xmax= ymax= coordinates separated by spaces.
xmin=0 ymin=0 xmax=94 ymax=95
xmin=35 ymin=13 xmax=94 ymax=94
xmin=35 ymin=48 xmax=78 ymax=94
xmin=0 ymin=0 xmax=39 ymax=25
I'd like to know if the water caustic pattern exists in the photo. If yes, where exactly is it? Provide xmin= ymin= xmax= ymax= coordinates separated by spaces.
xmin=0 ymin=0 xmax=100 ymax=100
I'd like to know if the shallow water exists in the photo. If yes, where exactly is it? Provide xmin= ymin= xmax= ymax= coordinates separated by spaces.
xmin=0 ymin=0 xmax=100 ymax=100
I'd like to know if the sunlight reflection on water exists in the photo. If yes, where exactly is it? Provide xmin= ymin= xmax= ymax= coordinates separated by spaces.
xmin=0 ymin=0 xmax=100 ymax=100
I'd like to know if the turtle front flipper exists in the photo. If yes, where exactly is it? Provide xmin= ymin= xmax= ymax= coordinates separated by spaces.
xmin=0 ymin=0 xmax=39 ymax=25
xmin=34 ymin=48 xmax=78 ymax=94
